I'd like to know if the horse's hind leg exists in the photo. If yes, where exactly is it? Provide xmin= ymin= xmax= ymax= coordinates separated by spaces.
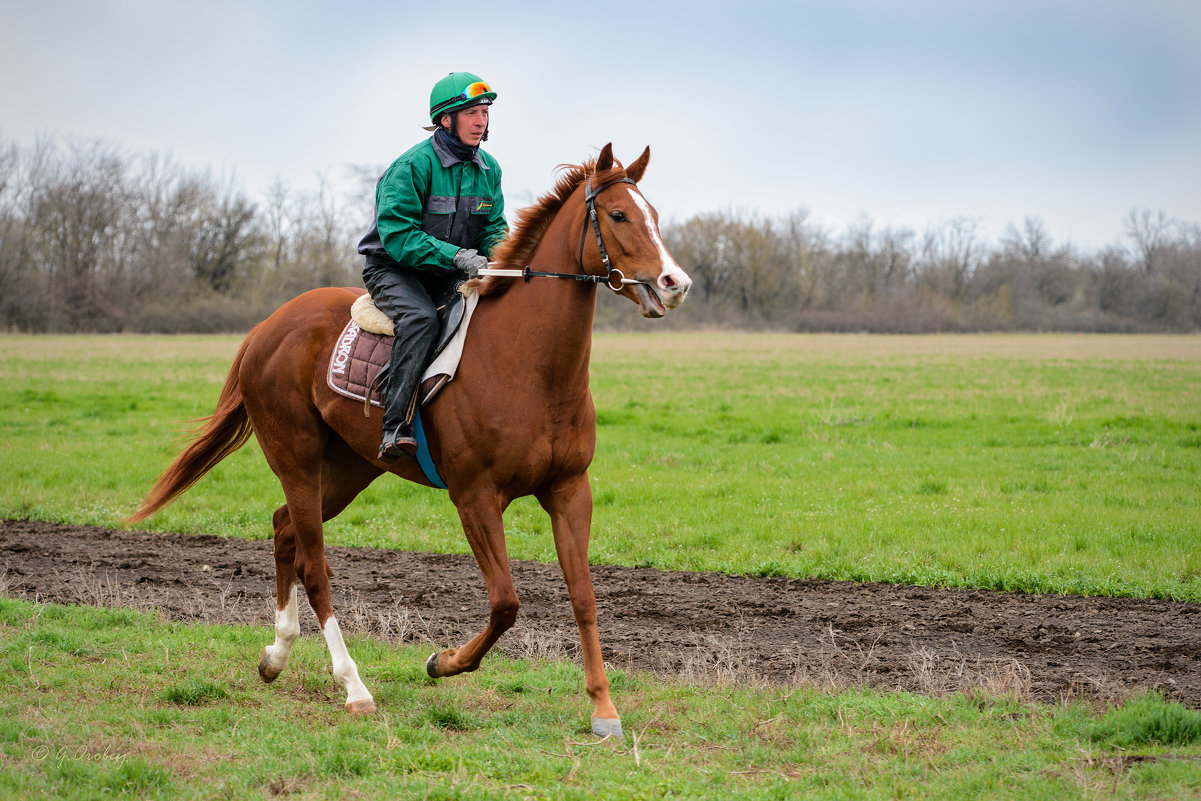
xmin=311 ymin=444 xmax=384 ymax=714
xmin=258 ymin=504 xmax=302 ymax=683
xmin=257 ymin=433 xmax=383 ymax=714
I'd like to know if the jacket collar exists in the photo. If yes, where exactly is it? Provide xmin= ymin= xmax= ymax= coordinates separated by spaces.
xmin=431 ymin=131 xmax=489 ymax=170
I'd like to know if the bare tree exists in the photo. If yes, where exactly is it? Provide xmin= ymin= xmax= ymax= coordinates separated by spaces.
xmin=27 ymin=138 xmax=134 ymax=330
xmin=777 ymin=208 xmax=828 ymax=311
xmin=661 ymin=210 xmax=807 ymax=326
xmin=189 ymin=185 xmax=258 ymax=294
xmin=264 ymin=177 xmax=291 ymax=275
xmin=918 ymin=216 xmax=980 ymax=302
xmin=1001 ymin=216 xmax=1052 ymax=264
xmin=128 ymin=154 xmax=212 ymax=302
xmin=1125 ymin=208 xmax=1172 ymax=274
xmin=0 ymin=137 xmax=33 ymax=327
xmin=842 ymin=215 xmax=914 ymax=303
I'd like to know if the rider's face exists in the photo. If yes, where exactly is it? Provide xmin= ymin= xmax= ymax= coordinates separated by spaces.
xmin=444 ymin=105 xmax=489 ymax=146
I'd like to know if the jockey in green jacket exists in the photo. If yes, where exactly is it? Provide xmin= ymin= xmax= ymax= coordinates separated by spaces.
xmin=358 ymin=72 xmax=507 ymax=460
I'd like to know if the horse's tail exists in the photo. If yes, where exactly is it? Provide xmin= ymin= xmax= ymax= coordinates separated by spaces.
xmin=126 ymin=329 xmax=258 ymax=524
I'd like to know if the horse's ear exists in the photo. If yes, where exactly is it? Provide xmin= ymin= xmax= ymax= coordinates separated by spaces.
xmin=597 ymin=143 xmax=614 ymax=173
xmin=625 ymin=146 xmax=650 ymax=183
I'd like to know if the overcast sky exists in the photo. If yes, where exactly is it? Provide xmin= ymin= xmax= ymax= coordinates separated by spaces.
xmin=2 ymin=0 xmax=1199 ymax=250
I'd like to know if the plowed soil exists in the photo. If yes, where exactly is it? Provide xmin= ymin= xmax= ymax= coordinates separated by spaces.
xmin=3 ymin=518 xmax=1198 ymax=706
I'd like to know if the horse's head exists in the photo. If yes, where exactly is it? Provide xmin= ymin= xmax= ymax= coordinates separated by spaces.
xmin=584 ymin=144 xmax=691 ymax=318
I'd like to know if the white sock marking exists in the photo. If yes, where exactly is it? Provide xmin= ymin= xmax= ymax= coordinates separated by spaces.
xmin=262 ymin=583 xmax=300 ymax=674
xmin=322 ymin=616 xmax=374 ymax=706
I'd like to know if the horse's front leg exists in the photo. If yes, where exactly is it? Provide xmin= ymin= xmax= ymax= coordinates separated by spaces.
xmin=427 ymin=494 xmax=520 ymax=678
xmin=537 ymin=473 xmax=623 ymax=739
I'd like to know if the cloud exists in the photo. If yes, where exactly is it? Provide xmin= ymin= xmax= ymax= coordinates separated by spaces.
xmin=2 ymin=0 xmax=1198 ymax=249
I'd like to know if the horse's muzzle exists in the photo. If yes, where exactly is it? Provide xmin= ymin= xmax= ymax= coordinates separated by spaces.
xmin=657 ymin=268 xmax=691 ymax=311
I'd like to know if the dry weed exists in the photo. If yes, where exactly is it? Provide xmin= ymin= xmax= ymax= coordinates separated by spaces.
xmin=501 ymin=622 xmax=576 ymax=663
xmin=66 ymin=566 xmax=139 ymax=610
xmin=0 ymin=565 xmax=20 ymax=597
xmin=677 ymin=615 xmax=778 ymax=688
xmin=340 ymin=589 xmax=436 ymax=645
xmin=1058 ymin=673 xmax=1141 ymax=710
xmin=907 ymin=645 xmax=1034 ymax=699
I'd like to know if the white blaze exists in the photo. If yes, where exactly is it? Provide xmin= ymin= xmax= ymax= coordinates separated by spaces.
xmin=629 ymin=189 xmax=691 ymax=291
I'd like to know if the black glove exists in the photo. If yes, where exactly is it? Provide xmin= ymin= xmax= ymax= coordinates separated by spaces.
xmin=453 ymin=248 xmax=489 ymax=278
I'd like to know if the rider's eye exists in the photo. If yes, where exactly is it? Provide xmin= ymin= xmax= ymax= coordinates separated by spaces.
xmin=609 ymin=210 xmax=627 ymax=222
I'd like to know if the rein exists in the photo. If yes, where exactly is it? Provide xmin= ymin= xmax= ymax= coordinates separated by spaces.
xmin=478 ymin=176 xmax=640 ymax=292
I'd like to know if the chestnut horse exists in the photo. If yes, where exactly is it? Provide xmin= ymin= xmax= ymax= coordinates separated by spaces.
xmin=129 ymin=144 xmax=691 ymax=738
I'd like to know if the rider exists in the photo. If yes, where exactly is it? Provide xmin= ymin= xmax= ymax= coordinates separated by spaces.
xmin=358 ymin=72 xmax=508 ymax=460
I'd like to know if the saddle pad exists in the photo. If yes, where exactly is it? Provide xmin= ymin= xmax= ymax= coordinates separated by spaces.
xmin=327 ymin=292 xmax=479 ymax=409
xmin=327 ymin=320 xmax=390 ymax=405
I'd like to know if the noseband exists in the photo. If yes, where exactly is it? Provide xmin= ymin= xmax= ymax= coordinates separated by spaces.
xmin=480 ymin=176 xmax=641 ymax=291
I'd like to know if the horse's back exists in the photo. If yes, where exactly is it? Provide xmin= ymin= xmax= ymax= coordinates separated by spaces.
xmin=264 ymin=286 xmax=364 ymax=332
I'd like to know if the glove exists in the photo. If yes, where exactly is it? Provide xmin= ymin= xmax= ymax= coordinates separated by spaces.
xmin=453 ymin=248 xmax=489 ymax=278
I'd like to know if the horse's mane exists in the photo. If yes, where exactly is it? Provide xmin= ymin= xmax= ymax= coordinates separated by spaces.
xmin=466 ymin=157 xmax=625 ymax=299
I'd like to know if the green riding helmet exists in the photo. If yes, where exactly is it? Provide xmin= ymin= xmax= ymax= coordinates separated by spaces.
xmin=429 ymin=72 xmax=497 ymax=123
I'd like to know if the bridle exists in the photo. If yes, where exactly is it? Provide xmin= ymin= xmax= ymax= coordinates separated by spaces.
xmin=576 ymin=176 xmax=638 ymax=291
xmin=480 ymin=175 xmax=644 ymax=292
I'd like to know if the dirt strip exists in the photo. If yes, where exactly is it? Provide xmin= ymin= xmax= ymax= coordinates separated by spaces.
xmin=2 ymin=518 xmax=1198 ymax=706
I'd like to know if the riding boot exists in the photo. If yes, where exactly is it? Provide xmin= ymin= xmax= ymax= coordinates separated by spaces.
xmin=378 ymin=340 xmax=423 ymax=460
xmin=363 ymin=258 xmax=447 ymax=460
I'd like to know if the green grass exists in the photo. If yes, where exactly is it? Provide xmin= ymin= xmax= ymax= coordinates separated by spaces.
xmin=1 ymin=333 xmax=1199 ymax=601
xmin=4 ymin=596 xmax=1200 ymax=800
xmin=1090 ymin=693 xmax=1201 ymax=748
xmin=3 ymin=333 xmax=1200 ymax=798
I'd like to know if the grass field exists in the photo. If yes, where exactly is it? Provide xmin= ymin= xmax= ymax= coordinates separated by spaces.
xmin=3 ymin=333 xmax=1201 ymax=798
xmin=1 ymin=333 xmax=1198 ymax=600
xmin=4 ymin=597 xmax=1201 ymax=800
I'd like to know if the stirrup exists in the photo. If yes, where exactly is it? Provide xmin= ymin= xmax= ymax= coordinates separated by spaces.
xmin=378 ymin=429 xmax=417 ymax=461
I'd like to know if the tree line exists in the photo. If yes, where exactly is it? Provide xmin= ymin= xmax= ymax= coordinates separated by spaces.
xmin=642 ymin=209 xmax=1201 ymax=333
xmin=3 ymin=136 xmax=1198 ymax=333
xmin=0 ymin=136 xmax=367 ymax=333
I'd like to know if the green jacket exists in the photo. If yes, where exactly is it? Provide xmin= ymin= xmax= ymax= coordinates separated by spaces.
xmin=357 ymin=135 xmax=507 ymax=272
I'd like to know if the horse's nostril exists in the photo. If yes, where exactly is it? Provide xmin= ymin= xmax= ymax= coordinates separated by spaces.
xmin=660 ymin=275 xmax=677 ymax=290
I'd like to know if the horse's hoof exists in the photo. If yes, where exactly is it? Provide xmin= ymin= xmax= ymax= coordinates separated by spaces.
xmin=346 ymin=699 xmax=377 ymax=716
xmin=426 ymin=652 xmax=441 ymax=679
xmin=257 ymin=648 xmax=281 ymax=684
xmin=591 ymin=717 xmax=624 ymax=739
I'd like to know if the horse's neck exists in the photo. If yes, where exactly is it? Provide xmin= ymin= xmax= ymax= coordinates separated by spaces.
xmin=474 ymin=204 xmax=597 ymax=397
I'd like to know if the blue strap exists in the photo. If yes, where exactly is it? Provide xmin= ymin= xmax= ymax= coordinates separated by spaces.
xmin=412 ymin=408 xmax=448 ymax=490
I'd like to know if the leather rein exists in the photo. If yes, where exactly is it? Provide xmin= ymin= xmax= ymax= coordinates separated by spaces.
xmin=480 ymin=176 xmax=642 ymax=292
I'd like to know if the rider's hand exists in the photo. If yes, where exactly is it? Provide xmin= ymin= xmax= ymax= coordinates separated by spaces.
xmin=453 ymin=248 xmax=489 ymax=278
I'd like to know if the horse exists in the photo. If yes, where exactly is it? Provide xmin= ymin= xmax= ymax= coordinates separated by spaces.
xmin=128 ymin=144 xmax=691 ymax=739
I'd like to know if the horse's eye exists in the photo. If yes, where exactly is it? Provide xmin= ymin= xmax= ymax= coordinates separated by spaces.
xmin=609 ymin=210 xmax=627 ymax=223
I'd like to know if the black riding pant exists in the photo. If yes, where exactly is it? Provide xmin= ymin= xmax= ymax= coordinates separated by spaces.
xmin=362 ymin=257 xmax=461 ymax=435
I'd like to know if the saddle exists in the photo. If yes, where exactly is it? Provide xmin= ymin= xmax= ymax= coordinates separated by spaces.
xmin=327 ymin=289 xmax=478 ymax=412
